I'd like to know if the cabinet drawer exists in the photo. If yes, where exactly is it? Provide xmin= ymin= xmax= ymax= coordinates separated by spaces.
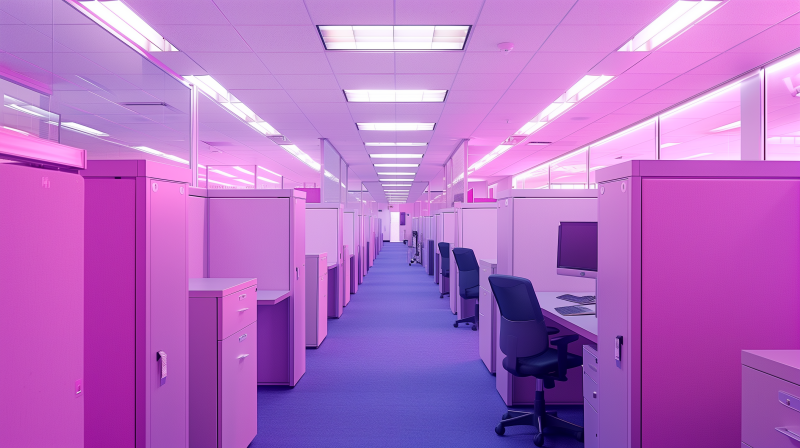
xmin=583 ymin=370 xmax=598 ymax=410
xmin=219 ymin=323 xmax=257 ymax=448
xmin=583 ymin=345 xmax=598 ymax=384
xmin=584 ymin=398 xmax=598 ymax=448
xmin=742 ymin=365 xmax=800 ymax=448
xmin=219 ymin=285 xmax=257 ymax=340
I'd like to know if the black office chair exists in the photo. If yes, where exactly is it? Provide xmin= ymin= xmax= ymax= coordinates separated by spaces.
xmin=488 ymin=274 xmax=584 ymax=447
xmin=438 ymin=242 xmax=450 ymax=298
xmin=451 ymin=248 xmax=479 ymax=331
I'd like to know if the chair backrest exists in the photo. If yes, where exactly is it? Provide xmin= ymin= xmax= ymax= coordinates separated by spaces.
xmin=488 ymin=275 xmax=549 ymax=359
xmin=438 ymin=242 xmax=450 ymax=274
xmin=452 ymin=247 xmax=479 ymax=297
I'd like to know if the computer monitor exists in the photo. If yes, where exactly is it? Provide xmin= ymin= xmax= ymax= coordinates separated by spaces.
xmin=557 ymin=221 xmax=598 ymax=279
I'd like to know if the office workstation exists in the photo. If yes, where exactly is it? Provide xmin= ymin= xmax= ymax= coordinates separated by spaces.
xmin=4 ymin=1 xmax=800 ymax=447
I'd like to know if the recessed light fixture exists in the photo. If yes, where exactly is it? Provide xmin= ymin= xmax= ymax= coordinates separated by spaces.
xmin=384 ymin=189 xmax=409 ymax=192
xmin=358 ymin=123 xmax=435 ymax=131
xmin=378 ymin=172 xmax=415 ymax=175
xmin=369 ymin=154 xmax=423 ymax=159
xmin=77 ymin=1 xmax=178 ymax=52
xmin=233 ymin=166 xmax=254 ymax=175
xmin=184 ymin=75 xmax=280 ymax=137
xmin=281 ymin=144 xmax=321 ymax=171
xmin=468 ymin=144 xmax=513 ymax=173
xmin=381 ymin=184 xmax=412 ymax=187
xmin=258 ymin=166 xmax=282 ymax=177
xmin=61 ymin=122 xmax=109 ymax=137
xmin=527 ymin=141 xmax=552 ymax=146
xmin=365 ymin=142 xmax=427 ymax=146
xmin=380 ymin=178 xmax=414 ymax=182
xmin=374 ymin=163 xmax=419 ymax=167
xmin=345 ymin=90 xmax=447 ymax=103
xmin=134 ymin=146 xmax=164 ymax=156
xmin=711 ymin=121 xmax=741 ymax=132
xmin=660 ymin=142 xmax=680 ymax=148
xmin=619 ymin=1 xmax=723 ymax=52
xmin=318 ymin=25 xmax=471 ymax=50
xmin=5 ymin=104 xmax=46 ymax=118
xmin=517 ymin=75 xmax=614 ymax=135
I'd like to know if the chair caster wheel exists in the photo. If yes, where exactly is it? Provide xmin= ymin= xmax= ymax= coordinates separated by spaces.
xmin=501 ymin=412 xmax=511 ymax=420
xmin=575 ymin=431 xmax=583 ymax=442
xmin=472 ymin=325 xmax=478 ymax=331
xmin=453 ymin=323 xmax=458 ymax=328
xmin=533 ymin=433 xmax=544 ymax=447
xmin=495 ymin=424 xmax=505 ymax=436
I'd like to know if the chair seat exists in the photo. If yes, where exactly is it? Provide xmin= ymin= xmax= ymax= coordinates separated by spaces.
xmin=503 ymin=348 xmax=582 ymax=378
xmin=462 ymin=285 xmax=479 ymax=299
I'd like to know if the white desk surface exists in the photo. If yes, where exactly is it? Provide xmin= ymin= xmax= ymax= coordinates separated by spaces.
xmin=257 ymin=289 xmax=290 ymax=305
xmin=537 ymin=291 xmax=597 ymax=343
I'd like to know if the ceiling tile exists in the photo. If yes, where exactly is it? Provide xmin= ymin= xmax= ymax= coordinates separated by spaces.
xmin=326 ymin=52 xmax=395 ymax=73
xmin=304 ymin=0 xmax=394 ymax=24
xmin=258 ymin=53 xmax=333 ymax=74
xmin=467 ymin=25 xmax=554 ymax=52
xmin=236 ymin=25 xmax=323 ymax=52
xmin=213 ymin=0 xmax=313 ymax=25
xmin=158 ymin=25 xmax=251 ymax=52
xmin=539 ymin=25 xmax=642 ymax=53
xmin=395 ymin=0 xmax=483 ymax=24
xmin=477 ymin=0 xmax=574 ymax=25
xmin=191 ymin=52 xmax=270 ymax=74
xmin=274 ymin=74 xmax=341 ymax=90
xmin=458 ymin=52 xmax=535 ymax=73
xmin=395 ymin=52 xmax=464 ymax=73
xmin=523 ymin=52 xmax=607 ymax=73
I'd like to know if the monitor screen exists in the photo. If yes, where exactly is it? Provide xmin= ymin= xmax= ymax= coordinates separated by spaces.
xmin=557 ymin=222 xmax=598 ymax=272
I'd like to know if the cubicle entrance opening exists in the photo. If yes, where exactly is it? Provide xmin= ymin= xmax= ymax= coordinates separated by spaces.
xmin=390 ymin=212 xmax=400 ymax=242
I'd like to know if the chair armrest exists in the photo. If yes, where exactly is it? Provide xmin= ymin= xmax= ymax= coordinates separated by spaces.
xmin=546 ymin=327 xmax=560 ymax=335
xmin=550 ymin=334 xmax=579 ymax=378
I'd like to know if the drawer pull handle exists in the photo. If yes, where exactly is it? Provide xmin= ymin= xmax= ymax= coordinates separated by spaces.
xmin=239 ymin=294 xmax=246 ymax=300
xmin=779 ymin=391 xmax=800 ymax=413
xmin=593 ymin=391 xmax=597 ymax=399
xmin=776 ymin=427 xmax=800 ymax=442
xmin=237 ymin=308 xmax=249 ymax=312
xmin=237 ymin=354 xmax=249 ymax=360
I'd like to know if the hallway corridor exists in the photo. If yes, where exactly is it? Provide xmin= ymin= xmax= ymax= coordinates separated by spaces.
xmin=254 ymin=242 xmax=582 ymax=448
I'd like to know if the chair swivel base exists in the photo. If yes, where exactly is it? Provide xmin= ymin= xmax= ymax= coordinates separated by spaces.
xmin=454 ymin=315 xmax=477 ymax=331
xmin=494 ymin=391 xmax=582 ymax=447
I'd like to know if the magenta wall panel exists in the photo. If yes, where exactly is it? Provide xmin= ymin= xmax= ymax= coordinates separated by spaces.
xmin=83 ymin=160 xmax=189 ymax=448
xmin=596 ymin=161 xmax=800 ymax=448
xmin=0 ymin=164 xmax=84 ymax=448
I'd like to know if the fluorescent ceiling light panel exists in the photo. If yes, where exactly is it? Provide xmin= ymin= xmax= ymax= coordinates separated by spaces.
xmin=258 ymin=166 xmax=281 ymax=177
xmin=209 ymin=169 xmax=236 ymax=178
xmin=380 ymin=178 xmax=414 ymax=182
xmin=711 ymin=121 xmax=741 ymax=132
xmin=233 ymin=166 xmax=254 ymax=175
xmin=381 ymin=184 xmax=412 ymax=187
xmin=5 ymin=104 xmax=46 ymax=118
xmin=234 ymin=179 xmax=254 ymax=186
xmin=517 ymin=75 xmax=614 ymax=135
xmin=369 ymin=154 xmax=423 ymax=159
xmin=366 ymin=142 xmax=427 ymax=146
xmin=345 ymin=90 xmax=447 ymax=102
xmin=60 ymin=122 xmax=109 ymax=137
xmin=619 ymin=1 xmax=723 ymax=52
xmin=660 ymin=142 xmax=680 ymax=148
xmin=184 ymin=75 xmax=280 ymax=136
xmin=133 ymin=146 xmax=163 ymax=155
xmin=384 ymin=189 xmax=409 ymax=192
xmin=357 ymin=123 xmax=435 ymax=131
xmin=468 ymin=144 xmax=513 ymax=173
xmin=207 ymin=179 xmax=233 ymax=187
xmin=78 ymin=1 xmax=178 ymax=52
xmin=281 ymin=145 xmax=321 ymax=171
xmin=378 ymin=172 xmax=416 ymax=175
xmin=513 ymin=147 xmax=589 ymax=184
xmin=318 ymin=26 xmax=470 ymax=50
xmin=374 ymin=164 xmax=419 ymax=167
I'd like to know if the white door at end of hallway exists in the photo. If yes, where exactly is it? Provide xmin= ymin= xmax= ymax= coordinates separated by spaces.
xmin=390 ymin=212 xmax=400 ymax=242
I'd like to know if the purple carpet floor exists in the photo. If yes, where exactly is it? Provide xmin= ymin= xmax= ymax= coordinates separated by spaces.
xmin=253 ymin=242 xmax=583 ymax=447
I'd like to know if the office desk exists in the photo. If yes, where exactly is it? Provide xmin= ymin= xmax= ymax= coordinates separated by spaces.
xmin=327 ymin=263 xmax=342 ymax=318
xmin=257 ymin=289 xmax=305 ymax=386
xmin=496 ymin=291 xmax=597 ymax=406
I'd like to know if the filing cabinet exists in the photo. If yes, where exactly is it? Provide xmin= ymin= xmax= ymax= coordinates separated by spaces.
xmin=189 ymin=278 xmax=258 ymax=448
xmin=478 ymin=259 xmax=498 ymax=373
xmin=583 ymin=345 xmax=599 ymax=448
xmin=742 ymin=350 xmax=800 ymax=448
xmin=306 ymin=253 xmax=328 ymax=348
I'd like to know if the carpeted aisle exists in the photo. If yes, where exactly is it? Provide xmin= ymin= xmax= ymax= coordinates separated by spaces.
xmin=253 ymin=242 xmax=582 ymax=448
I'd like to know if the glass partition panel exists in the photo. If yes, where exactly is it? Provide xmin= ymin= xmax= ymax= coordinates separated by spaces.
xmin=323 ymin=140 xmax=341 ymax=203
xmin=201 ymin=165 xmax=256 ymax=189
xmin=766 ymin=54 xmax=800 ymax=160
xmin=589 ymin=120 xmax=656 ymax=186
xmin=1 ymin=78 xmax=60 ymax=141
xmin=519 ymin=166 xmax=549 ymax=189
xmin=549 ymin=149 xmax=587 ymax=189
xmin=659 ymin=81 xmax=743 ymax=160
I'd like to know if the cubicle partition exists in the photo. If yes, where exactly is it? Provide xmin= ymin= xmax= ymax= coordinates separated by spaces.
xmin=496 ymin=189 xmax=598 ymax=406
xmin=188 ymin=187 xmax=208 ymax=278
xmin=83 ymin=160 xmax=191 ymax=447
xmin=205 ymin=188 xmax=307 ymax=387
xmin=454 ymin=202 xmax=498 ymax=320
xmin=1 ymin=136 xmax=85 ymax=448
xmin=344 ymin=210 xmax=358 ymax=296
xmin=307 ymin=204 xmax=344 ymax=318
xmin=434 ymin=211 xmax=443 ymax=284
xmin=596 ymin=161 xmax=800 ymax=448
xmin=439 ymin=209 xmax=455 ymax=309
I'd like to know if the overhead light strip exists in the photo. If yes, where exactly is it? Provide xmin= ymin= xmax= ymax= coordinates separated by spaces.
xmin=76 ymin=1 xmax=178 ymax=52
xmin=374 ymin=163 xmax=419 ymax=167
xmin=619 ymin=1 xmax=723 ymax=52
xmin=369 ymin=154 xmax=423 ymax=159
xmin=345 ymin=90 xmax=447 ymax=103
xmin=358 ymin=123 xmax=435 ymax=131
xmin=366 ymin=142 xmax=427 ymax=146
xmin=318 ymin=25 xmax=471 ymax=50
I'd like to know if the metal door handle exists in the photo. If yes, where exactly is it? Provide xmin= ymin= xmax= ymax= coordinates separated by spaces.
xmin=237 ymin=354 xmax=249 ymax=360
xmin=237 ymin=308 xmax=249 ymax=312
xmin=157 ymin=351 xmax=167 ymax=385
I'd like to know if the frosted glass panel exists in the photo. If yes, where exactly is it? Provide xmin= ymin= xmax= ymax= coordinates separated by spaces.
xmin=323 ymin=140 xmax=341 ymax=203
xmin=589 ymin=121 xmax=656 ymax=186
xmin=766 ymin=54 xmax=800 ymax=160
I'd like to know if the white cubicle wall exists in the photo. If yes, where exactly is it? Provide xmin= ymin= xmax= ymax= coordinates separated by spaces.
xmin=438 ymin=209 xmax=455 ymax=311
xmin=454 ymin=202 xmax=498 ymax=319
xmin=306 ymin=204 xmax=344 ymax=318
xmin=343 ymin=209 xmax=358 ymax=295
xmin=496 ymin=189 xmax=598 ymax=406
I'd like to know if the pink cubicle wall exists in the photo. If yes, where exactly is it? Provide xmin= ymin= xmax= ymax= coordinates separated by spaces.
xmin=455 ymin=203 xmax=497 ymax=319
xmin=187 ymin=187 xmax=208 ymax=278
xmin=83 ymin=160 xmax=190 ymax=448
xmin=0 ymin=163 xmax=85 ymax=448
xmin=205 ymin=189 xmax=307 ymax=386
xmin=306 ymin=205 xmax=344 ymax=317
xmin=597 ymin=161 xmax=800 ymax=448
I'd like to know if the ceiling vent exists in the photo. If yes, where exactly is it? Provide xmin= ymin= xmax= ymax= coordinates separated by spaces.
xmin=527 ymin=141 xmax=552 ymax=146
xmin=268 ymin=135 xmax=290 ymax=145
